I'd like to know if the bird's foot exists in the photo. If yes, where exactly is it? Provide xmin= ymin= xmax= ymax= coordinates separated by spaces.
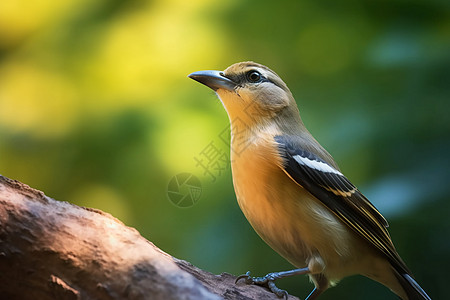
xmin=236 ymin=271 xmax=289 ymax=299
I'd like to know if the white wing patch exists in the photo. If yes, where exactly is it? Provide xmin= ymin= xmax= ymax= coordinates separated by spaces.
xmin=293 ymin=155 xmax=343 ymax=176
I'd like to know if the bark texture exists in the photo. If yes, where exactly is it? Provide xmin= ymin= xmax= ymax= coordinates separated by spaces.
xmin=0 ymin=175 xmax=298 ymax=300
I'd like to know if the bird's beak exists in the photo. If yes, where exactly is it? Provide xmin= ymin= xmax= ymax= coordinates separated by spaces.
xmin=188 ymin=70 xmax=236 ymax=91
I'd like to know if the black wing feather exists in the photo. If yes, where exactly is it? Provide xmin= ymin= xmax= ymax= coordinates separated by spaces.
xmin=274 ymin=135 xmax=410 ymax=274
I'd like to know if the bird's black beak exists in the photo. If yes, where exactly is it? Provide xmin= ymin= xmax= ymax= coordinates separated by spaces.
xmin=188 ymin=70 xmax=236 ymax=91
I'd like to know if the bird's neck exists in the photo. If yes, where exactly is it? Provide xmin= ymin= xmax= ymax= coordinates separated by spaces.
xmin=227 ymin=104 xmax=307 ymax=137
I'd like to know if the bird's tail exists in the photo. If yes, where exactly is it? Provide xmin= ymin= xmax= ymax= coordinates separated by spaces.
xmin=393 ymin=270 xmax=431 ymax=300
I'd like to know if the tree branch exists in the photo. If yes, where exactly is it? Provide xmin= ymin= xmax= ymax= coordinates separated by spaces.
xmin=0 ymin=175 xmax=298 ymax=300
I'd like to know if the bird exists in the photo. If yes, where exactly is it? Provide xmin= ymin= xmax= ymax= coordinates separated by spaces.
xmin=188 ymin=62 xmax=431 ymax=300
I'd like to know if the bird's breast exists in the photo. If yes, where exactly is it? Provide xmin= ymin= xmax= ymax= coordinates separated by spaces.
xmin=230 ymin=135 xmax=356 ymax=276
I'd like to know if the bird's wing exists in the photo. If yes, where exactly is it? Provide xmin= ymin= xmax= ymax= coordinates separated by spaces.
xmin=274 ymin=135 xmax=410 ymax=274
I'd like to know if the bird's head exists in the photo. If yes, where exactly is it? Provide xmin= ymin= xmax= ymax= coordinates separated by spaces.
xmin=189 ymin=61 xmax=303 ymax=132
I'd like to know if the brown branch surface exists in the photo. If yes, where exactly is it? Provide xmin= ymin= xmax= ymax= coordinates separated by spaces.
xmin=0 ymin=175 xmax=299 ymax=300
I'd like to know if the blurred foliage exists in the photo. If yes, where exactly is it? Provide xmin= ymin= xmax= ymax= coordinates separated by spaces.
xmin=0 ymin=0 xmax=449 ymax=299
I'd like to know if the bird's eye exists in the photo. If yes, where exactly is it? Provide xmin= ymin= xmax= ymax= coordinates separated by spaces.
xmin=246 ymin=71 xmax=262 ymax=83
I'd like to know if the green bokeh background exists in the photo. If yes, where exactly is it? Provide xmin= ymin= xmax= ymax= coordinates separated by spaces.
xmin=0 ymin=0 xmax=448 ymax=299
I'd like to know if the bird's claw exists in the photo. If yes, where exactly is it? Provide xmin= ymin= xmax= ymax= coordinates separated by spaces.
xmin=235 ymin=271 xmax=289 ymax=299
xmin=235 ymin=271 xmax=253 ymax=284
